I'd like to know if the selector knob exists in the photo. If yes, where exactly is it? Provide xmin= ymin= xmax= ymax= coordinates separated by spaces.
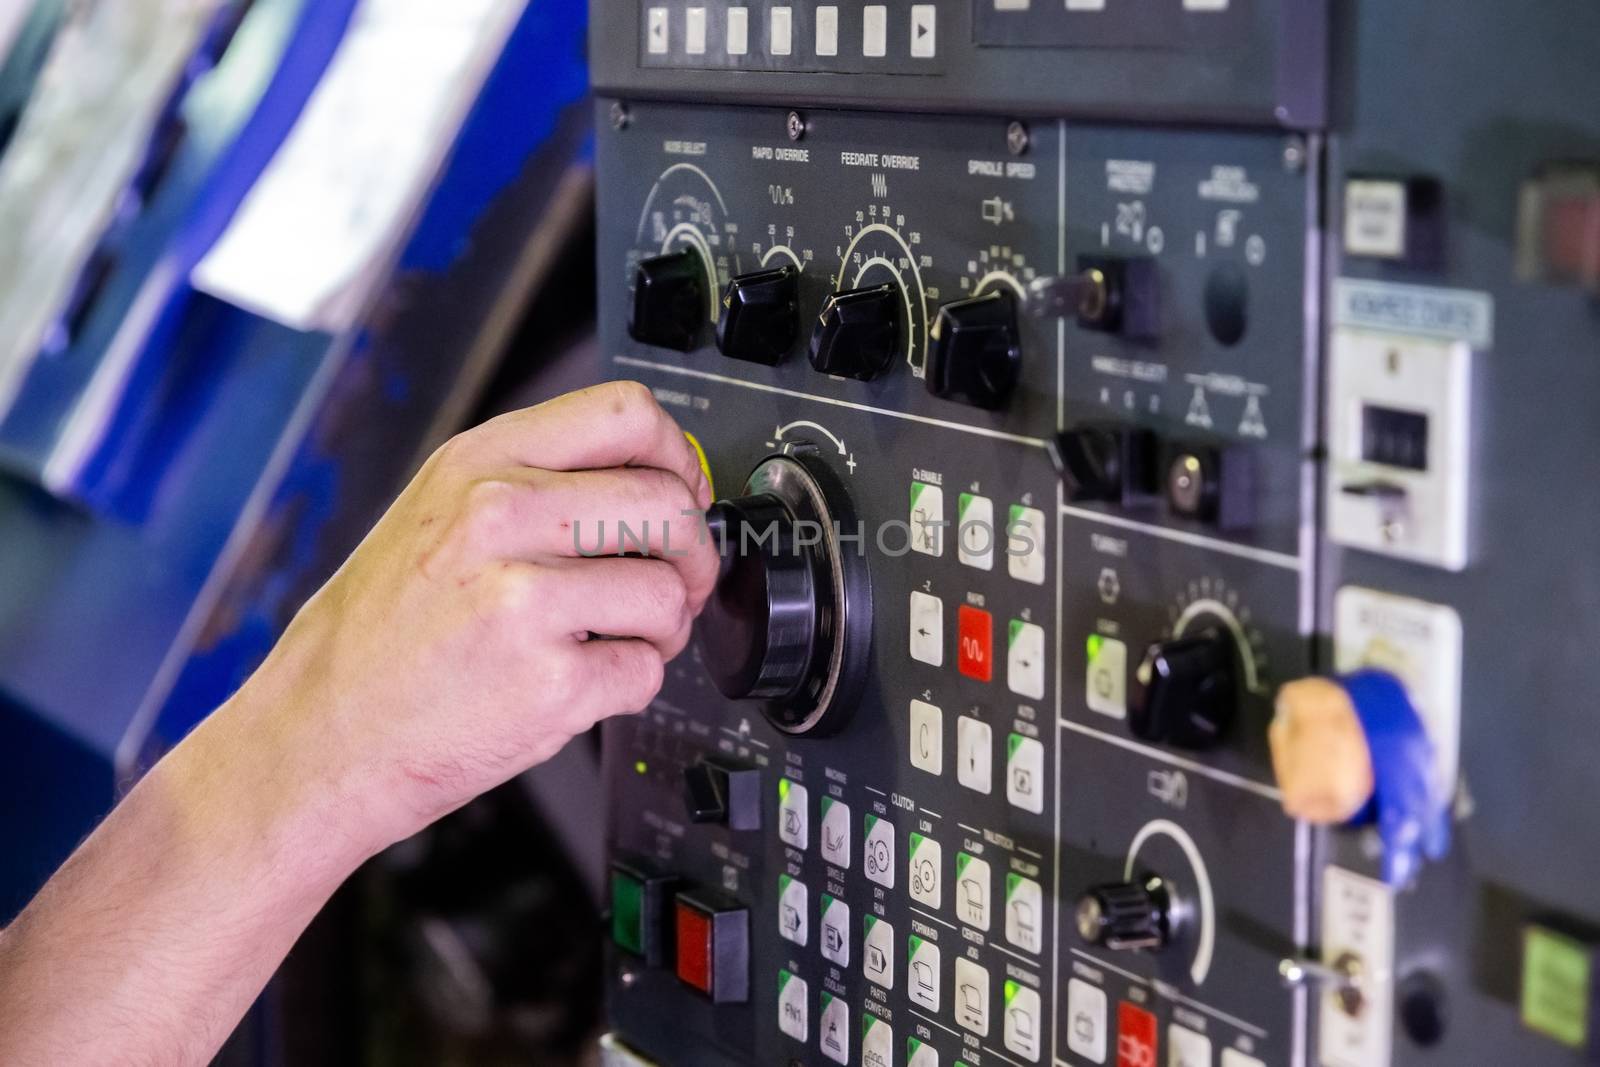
xmin=695 ymin=451 xmax=872 ymax=736
xmin=925 ymin=290 xmax=1022 ymax=409
xmin=1076 ymin=876 xmax=1177 ymax=952
xmin=808 ymin=283 xmax=901 ymax=381
xmin=1130 ymin=628 xmax=1237 ymax=749
xmin=630 ymin=249 xmax=707 ymax=351
xmin=717 ymin=265 xmax=800 ymax=365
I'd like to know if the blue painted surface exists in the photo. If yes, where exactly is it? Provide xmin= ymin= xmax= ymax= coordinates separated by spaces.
xmin=0 ymin=0 xmax=592 ymax=937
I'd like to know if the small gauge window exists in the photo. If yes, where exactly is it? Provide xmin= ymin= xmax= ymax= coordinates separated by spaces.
xmin=1361 ymin=404 xmax=1429 ymax=471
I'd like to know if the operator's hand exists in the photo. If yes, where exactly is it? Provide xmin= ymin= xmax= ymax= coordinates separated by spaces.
xmin=0 ymin=382 xmax=718 ymax=1067
xmin=257 ymin=379 xmax=719 ymax=846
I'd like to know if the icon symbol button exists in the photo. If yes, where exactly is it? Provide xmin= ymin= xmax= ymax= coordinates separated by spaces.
xmin=957 ymin=716 xmax=993 ymax=794
xmin=820 ymin=797 xmax=851 ymax=868
xmin=908 ymin=936 xmax=941 ymax=1011
xmin=909 ymin=833 xmax=942 ymax=909
xmin=779 ymin=779 xmax=809 ymax=850
xmin=956 ymin=854 xmax=991 ymax=930
xmin=863 ymin=916 xmax=895 ymax=989
xmin=909 ymin=699 xmax=943 ymax=775
xmin=864 ymin=816 xmax=895 ymax=889
xmin=778 ymin=970 xmax=809 ymax=1042
xmin=1006 ymin=874 xmax=1043 ymax=954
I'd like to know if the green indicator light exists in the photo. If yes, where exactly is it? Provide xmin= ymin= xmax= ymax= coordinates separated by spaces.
xmin=1522 ymin=926 xmax=1593 ymax=1048
xmin=910 ymin=482 xmax=926 ymax=508
xmin=865 ymin=813 xmax=878 ymax=833
xmin=610 ymin=872 xmax=644 ymax=955
xmin=821 ymin=796 xmax=833 ymax=816
xmin=1008 ymin=733 xmax=1026 ymax=758
xmin=1009 ymin=619 xmax=1025 ymax=646
xmin=780 ymin=874 xmax=792 ymax=893
xmin=633 ymin=760 xmax=648 ymax=775
xmin=864 ymin=915 xmax=877 ymax=933
xmin=821 ymin=992 xmax=834 ymax=1010
xmin=907 ymin=1037 xmax=923 ymax=1056
xmin=956 ymin=853 xmax=970 ymax=876
xmin=778 ymin=969 xmax=793 ymax=992
xmin=862 ymin=1014 xmax=875 ymax=1038
xmin=1004 ymin=979 xmax=1020 ymax=1004
xmin=822 ymin=893 xmax=835 ymax=911
xmin=910 ymin=832 xmax=925 ymax=854
xmin=908 ymin=934 xmax=924 ymax=957
xmin=1087 ymin=634 xmax=1103 ymax=659
xmin=1007 ymin=872 xmax=1022 ymax=898
xmin=959 ymin=492 xmax=975 ymax=518
xmin=778 ymin=778 xmax=791 ymax=801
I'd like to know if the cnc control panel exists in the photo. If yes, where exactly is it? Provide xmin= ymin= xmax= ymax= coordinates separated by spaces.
xmin=590 ymin=2 xmax=1600 ymax=1065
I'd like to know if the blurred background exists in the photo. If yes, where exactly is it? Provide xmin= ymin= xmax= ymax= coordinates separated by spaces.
xmin=0 ymin=1 xmax=606 ymax=1062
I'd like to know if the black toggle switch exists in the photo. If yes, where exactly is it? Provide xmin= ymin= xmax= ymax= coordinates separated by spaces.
xmin=926 ymin=290 xmax=1023 ymax=409
xmin=683 ymin=755 xmax=762 ymax=830
xmin=631 ymin=249 xmax=707 ymax=351
xmin=1054 ymin=422 xmax=1159 ymax=504
xmin=809 ymin=283 xmax=901 ymax=381
xmin=717 ymin=265 xmax=800 ymax=365
xmin=1130 ymin=628 xmax=1237 ymax=750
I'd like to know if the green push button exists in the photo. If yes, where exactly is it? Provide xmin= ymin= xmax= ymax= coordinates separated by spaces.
xmin=1521 ymin=924 xmax=1594 ymax=1049
xmin=612 ymin=869 xmax=645 ymax=956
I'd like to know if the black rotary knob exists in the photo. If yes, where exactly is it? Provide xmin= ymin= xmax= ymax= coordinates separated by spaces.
xmin=717 ymin=266 xmax=799 ymax=365
xmin=1130 ymin=628 xmax=1237 ymax=749
xmin=809 ymin=283 xmax=901 ymax=381
xmin=1054 ymin=423 xmax=1158 ymax=504
xmin=695 ymin=451 xmax=872 ymax=736
xmin=630 ymin=249 xmax=707 ymax=351
xmin=1076 ymin=877 xmax=1177 ymax=951
xmin=926 ymin=290 xmax=1022 ymax=409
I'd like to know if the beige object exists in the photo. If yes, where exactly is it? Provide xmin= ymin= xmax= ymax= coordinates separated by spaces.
xmin=1270 ymin=678 xmax=1375 ymax=823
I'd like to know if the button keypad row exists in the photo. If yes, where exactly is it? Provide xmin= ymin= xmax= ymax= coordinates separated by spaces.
xmin=907 ymin=701 xmax=1045 ymax=814
xmin=908 ymin=595 xmax=1047 ymax=701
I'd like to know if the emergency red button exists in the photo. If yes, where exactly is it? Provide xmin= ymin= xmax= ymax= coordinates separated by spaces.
xmin=957 ymin=605 xmax=993 ymax=682
xmin=1116 ymin=1001 xmax=1158 ymax=1067
xmin=673 ymin=888 xmax=750 ymax=1004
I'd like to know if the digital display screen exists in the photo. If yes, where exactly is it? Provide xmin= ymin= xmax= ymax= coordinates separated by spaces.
xmin=1362 ymin=404 xmax=1429 ymax=471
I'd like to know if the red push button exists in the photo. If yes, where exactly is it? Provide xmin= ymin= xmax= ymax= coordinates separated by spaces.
xmin=675 ymin=901 xmax=713 ymax=994
xmin=673 ymin=888 xmax=750 ymax=1004
xmin=1116 ymin=1001 xmax=1158 ymax=1067
xmin=957 ymin=605 xmax=993 ymax=682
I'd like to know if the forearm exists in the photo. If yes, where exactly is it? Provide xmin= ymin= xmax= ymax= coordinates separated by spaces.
xmin=0 ymin=664 xmax=377 ymax=1067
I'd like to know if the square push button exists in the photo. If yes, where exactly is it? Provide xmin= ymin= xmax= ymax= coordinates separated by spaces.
xmin=1522 ymin=924 xmax=1595 ymax=1050
xmin=909 ymin=832 xmax=942 ymax=909
xmin=1007 ymin=620 xmax=1045 ymax=700
xmin=909 ymin=4 xmax=936 ymax=57
xmin=955 ymin=958 xmax=990 ymax=1035
xmin=1117 ymin=1001 xmax=1158 ymax=1067
xmin=1067 ymin=978 xmax=1108 ymax=1062
xmin=864 ymin=815 xmax=895 ymax=888
xmin=862 ymin=4 xmax=887 ymax=56
xmin=778 ymin=969 xmax=809 ymax=1042
xmin=815 ymin=5 xmax=839 ymax=56
xmin=779 ymin=778 xmax=808 ymax=850
xmin=958 ymin=493 xmax=995 ymax=570
xmin=1168 ymin=1023 xmax=1212 ymax=1067
xmin=911 ymin=481 xmax=945 ymax=556
xmin=1004 ymin=981 xmax=1042 ymax=1061
xmin=820 ymin=894 xmax=850 ymax=966
xmin=674 ymin=888 xmax=749 ymax=1003
xmin=1007 ymin=734 xmax=1045 ymax=814
xmin=862 ymin=1015 xmax=893 ymax=1067
xmin=611 ymin=856 xmax=675 ymax=965
xmin=908 ymin=935 xmax=941 ymax=1010
xmin=820 ymin=797 xmax=851 ymax=868
xmin=684 ymin=6 xmax=707 ymax=54
xmin=820 ymin=992 xmax=850 ymax=1063
xmin=1007 ymin=504 xmax=1046 ymax=584
xmin=1086 ymin=634 xmax=1128 ymax=718
xmin=864 ymin=915 xmax=895 ymax=988
xmin=1006 ymin=874 xmax=1043 ymax=954
xmin=725 ymin=6 xmax=748 ymax=54
xmin=769 ymin=6 xmax=793 ymax=54
xmin=958 ymin=606 xmax=993 ymax=681
xmin=955 ymin=853 xmax=990 ymax=930
xmin=779 ymin=874 xmax=808 ymax=947
xmin=646 ymin=6 xmax=668 ymax=53
xmin=956 ymin=715 xmax=993 ymax=794
xmin=910 ymin=591 xmax=944 ymax=666
xmin=909 ymin=698 xmax=943 ymax=775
